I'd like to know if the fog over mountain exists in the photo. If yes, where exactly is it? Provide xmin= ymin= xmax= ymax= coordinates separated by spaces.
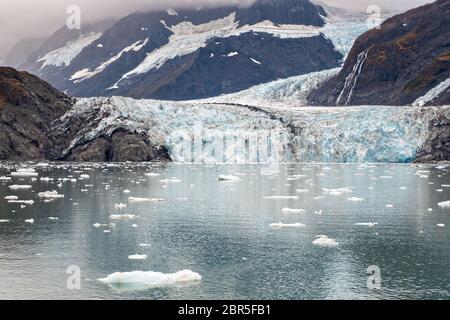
xmin=0 ymin=0 xmax=434 ymax=61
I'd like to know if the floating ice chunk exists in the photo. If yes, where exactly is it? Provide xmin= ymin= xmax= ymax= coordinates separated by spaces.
xmin=25 ymin=219 xmax=34 ymax=224
xmin=0 ymin=219 xmax=10 ymax=223
xmin=442 ymin=184 xmax=450 ymax=188
xmin=269 ymin=222 xmax=306 ymax=229
xmin=348 ymin=197 xmax=364 ymax=202
xmin=40 ymin=177 xmax=54 ymax=182
xmin=11 ymin=169 xmax=38 ymax=177
xmin=123 ymin=189 xmax=131 ymax=194
xmin=313 ymin=235 xmax=339 ymax=247
xmin=80 ymin=174 xmax=90 ymax=179
xmin=436 ymin=189 xmax=443 ymax=192
xmin=427 ymin=208 xmax=433 ymax=212
xmin=250 ymin=57 xmax=261 ymax=65
xmin=437 ymin=224 xmax=445 ymax=228
xmin=218 ymin=175 xmax=240 ymax=182
xmin=8 ymin=185 xmax=32 ymax=190
xmin=49 ymin=217 xmax=59 ymax=220
xmin=93 ymin=223 xmax=102 ymax=228
xmin=128 ymin=197 xmax=164 ymax=203
xmin=8 ymin=200 xmax=34 ymax=205
xmin=144 ymin=173 xmax=161 ymax=177
xmin=354 ymin=222 xmax=378 ymax=227
xmin=386 ymin=204 xmax=394 ymax=208
xmin=438 ymin=201 xmax=450 ymax=209
xmin=226 ymin=51 xmax=238 ymax=57
xmin=139 ymin=243 xmax=151 ymax=247
xmin=132 ymin=224 xmax=138 ymax=228
xmin=38 ymin=191 xmax=64 ymax=199
xmin=104 ymin=230 xmax=111 ymax=233
xmin=295 ymin=189 xmax=309 ymax=193
xmin=264 ymin=196 xmax=299 ymax=200
xmin=128 ymin=254 xmax=148 ymax=260
xmin=4 ymin=196 xmax=18 ymax=200
xmin=114 ymin=203 xmax=127 ymax=209
xmin=322 ymin=188 xmax=352 ymax=196
xmin=281 ymin=208 xmax=305 ymax=214
xmin=166 ymin=8 xmax=178 ymax=16
xmin=314 ymin=210 xmax=323 ymax=215
xmin=109 ymin=214 xmax=137 ymax=220
xmin=160 ymin=178 xmax=181 ymax=183
xmin=98 ymin=269 xmax=201 ymax=287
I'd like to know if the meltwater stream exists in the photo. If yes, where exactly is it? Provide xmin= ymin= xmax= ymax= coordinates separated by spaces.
xmin=0 ymin=162 xmax=449 ymax=299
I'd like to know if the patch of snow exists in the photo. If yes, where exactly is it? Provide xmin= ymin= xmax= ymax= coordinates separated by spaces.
xmin=38 ymin=32 xmax=102 ymax=68
xmin=413 ymin=78 xmax=450 ymax=107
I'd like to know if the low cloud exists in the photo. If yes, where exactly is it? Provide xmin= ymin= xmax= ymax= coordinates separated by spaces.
xmin=0 ymin=0 xmax=434 ymax=61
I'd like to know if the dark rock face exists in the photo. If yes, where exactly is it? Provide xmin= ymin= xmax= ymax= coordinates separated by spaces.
xmin=0 ymin=67 xmax=72 ymax=160
xmin=308 ymin=0 xmax=450 ymax=106
xmin=0 ymin=67 xmax=171 ymax=162
xmin=18 ymin=0 xmax=337 ymax=100
xmin=111 ymin=32 xmax=341 ymax=101
xmin=415 ymin=108 xmax=450 ymax=162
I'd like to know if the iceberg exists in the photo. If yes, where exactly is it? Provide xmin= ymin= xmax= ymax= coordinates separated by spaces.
xmin=438 ymin=201 xmax=450 ymax=209
xmin=98 ymin=269 xmax=201 ymax=287
xmin=313 ymin=235 xmax=339 ymax=247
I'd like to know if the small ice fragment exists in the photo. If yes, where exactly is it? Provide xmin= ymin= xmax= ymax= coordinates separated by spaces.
xmin=313 ymin=235 xmax=339 ymax=247
xmin=114 ymin=203 xmax=127 ymax=210
xmin=139 ymin=243 xmax=151 ymax=247
xmin=348 ymin=197 xmax=364 ymax=202
xmin=264 ymin=196 xmax=299 ymax=200
xmin=128 ymin=197 xmax=164 ymax=203
xmin=437 ymin=224 xmax=445 ymax=227
xmin=123 ymin=190 xmax=131 ymax=194
xmin=49 ymin=217 xmax=59 ymax=220
xmin=80 ymin=174 xmax=90 ymax=179
xmin=8 ymin=185 xmax=32 ymax=190
xmin=0 ymin=176 xmax=12 ymax=181
xmin=438 ymin=201 xmax=450 ymax=209
xmin=25 ymin=219 xmax=34 ymax=224
xmin=4 ymin=196 xmax=18 ymax=200
xmin=0 ymin=219 xmax=10 ymax=223
xmin=109 ymin=214 xmax=137 ymax=220
xmin=132 ymin=224 xmax=138 ymax=228
xmin=386 ymin=204 xmax=394 ymax=208
xmin=145 ymin=173 xmax=160 ymax=177
xmin=218 ymin=175 xmax=240 ymax=182
xmin=38 ymin=191 xmax=64 ymax=199
xmin=354 ymin=222 xmax=378 ymax=227
xmin=128 ymin=254 xmax=148 ymax=260
xmin=8 ymin=200 xmax=34 ymax=205
xmin=11 ymin=169 xmax=38 ymax=177
xmin=269 ymin=222 xmax=306 ymax=229
xmin=295 ymin=189 xmax=309 ymax=193
xmin=281 ymin=208 xmax=305 ymax=214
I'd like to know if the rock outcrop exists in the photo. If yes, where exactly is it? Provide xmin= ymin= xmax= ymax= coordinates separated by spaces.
xmin=0 ymin=67 xmax=170 ymax=162
xmin=308 ymin=0 xmax=450 ymax=106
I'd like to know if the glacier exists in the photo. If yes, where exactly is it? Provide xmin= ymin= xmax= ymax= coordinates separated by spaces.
xmin=58 ymin=96 xmax=449 ymax=163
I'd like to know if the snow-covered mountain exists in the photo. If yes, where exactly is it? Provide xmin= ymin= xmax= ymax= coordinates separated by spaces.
xmin=16 ymin=0 xmax=373 ymax=100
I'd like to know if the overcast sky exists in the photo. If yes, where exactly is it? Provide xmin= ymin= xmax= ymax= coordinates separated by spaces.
xmin=0 ymin=0 xmax=434 ymax=60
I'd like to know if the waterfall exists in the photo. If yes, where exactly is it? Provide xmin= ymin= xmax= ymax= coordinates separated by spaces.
xmin=336 ymin=49 xmax=369 ymax=106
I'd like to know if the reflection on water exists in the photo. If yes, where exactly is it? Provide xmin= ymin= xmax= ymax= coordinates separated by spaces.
xmin=0 ymin=162 xmax=449 ymax=300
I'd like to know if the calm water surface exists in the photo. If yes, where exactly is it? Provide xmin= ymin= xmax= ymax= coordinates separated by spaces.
xmin=0 ymin=162 xmax=449 ymax=300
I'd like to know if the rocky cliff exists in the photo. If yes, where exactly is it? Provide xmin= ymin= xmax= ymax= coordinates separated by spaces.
xmin=308 ymin=0 xmax=450 ymax=106
xmin=0 ymin=67 xmax=170 ymax=162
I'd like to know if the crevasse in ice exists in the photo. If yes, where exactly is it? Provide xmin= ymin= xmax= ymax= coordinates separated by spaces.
xmin=61 ymin=96 xmax=447 ymax=163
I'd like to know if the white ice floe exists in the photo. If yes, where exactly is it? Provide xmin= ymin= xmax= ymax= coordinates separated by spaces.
xmin=144 ymin=173 xmax=161 ymax=177
xmin=281 ymin=208 xmax=305 ymax=214
xmin=322 ymin=188 xmax=352 ymax=195
xmin=48 ymin=217 xmax=59 ymax=220
xmin=123 ymin=189 xmax=131 ymax=194
xmin=4 ymin=196 xmax=18 ymax=200
xmin=438 ymin=201 xmax=450 ymax=209
xmin=38 ymin=191 xmax=64 ymax=199
xmin=8 ymin=200 xmax=34 ymax=205
xmin=160 ymin=178 xmax=182 ymax=183
xmin=139 ymin=243 xmax=151 ymax=247
xmin=25 ymin=219 xmax=34 ymax=224
xmin=40 ymin=177 xmax=54 ymax=182
xmin=8 ymin=185 xmax=32 ymax=190
xmin=98 ymin=269 xmax=201 ymax=287
xmin=264 ymin=196 xmax=299 ymax=200
xmin=386 ymin=204 xmax=394 ymax=208
xmin=79 ymin=174 xmax=90 ymax=179
xmin=348 ymin=197 xmax=364 ymax=202
xmin=114 ymin=203 xmax=127 ymax=210
xmin=437 ymin=224 xmax=445 ymax=228
xmin=0 ymin=219 xmax=10 ymax=223
xmin=10 ymin=169 xmax=38 ymax=177
xmin=313 ymin=235 xmax=339 ymax=247
xmin=295 ymin=189 xmax=309 ymax=193
xmin=128 ymin=197 xmax=164 ymax=203
xmin=218 ymin=175 xmax=240 ymax=182
xmin=354 ymin=222 xmax=378 ymax=227
xmin=109 ymin=214 xmax=137 ymax=220
xmin=128 ymin=254 xmax=148 ymax=260
xmin=269 ymin=222 xmax=306 ymax=229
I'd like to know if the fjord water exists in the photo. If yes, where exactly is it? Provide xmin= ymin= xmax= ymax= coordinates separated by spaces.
xmin=0 ymin=163 xmax=449 ymax=300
